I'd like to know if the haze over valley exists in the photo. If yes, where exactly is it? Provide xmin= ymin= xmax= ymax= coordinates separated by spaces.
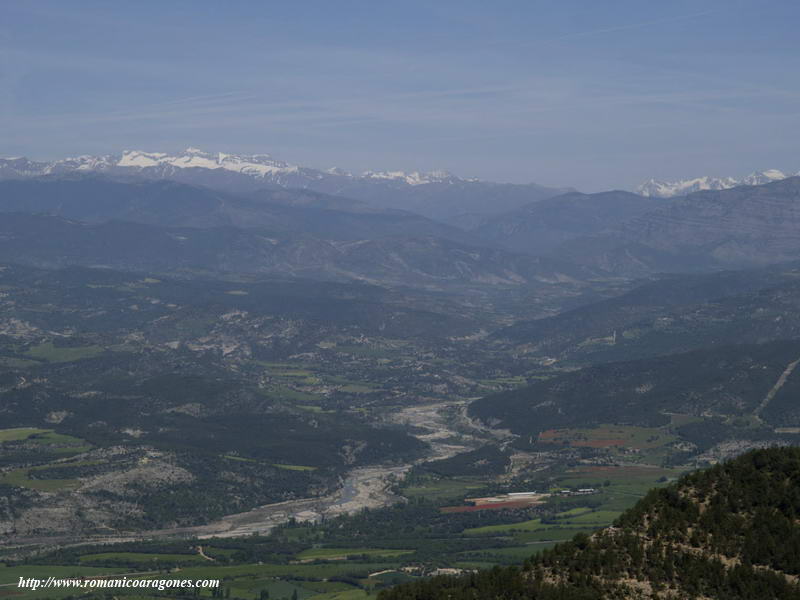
xmin=2 ymin=2 xmax=800 ymax=599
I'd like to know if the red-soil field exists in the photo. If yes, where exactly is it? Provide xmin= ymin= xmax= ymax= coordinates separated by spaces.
xmin=440 ymin=500 xmax=535 ymax=514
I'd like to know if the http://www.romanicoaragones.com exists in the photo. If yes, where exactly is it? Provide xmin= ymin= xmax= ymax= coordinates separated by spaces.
xmin=16 ymin=576 xmax=221 ymax=592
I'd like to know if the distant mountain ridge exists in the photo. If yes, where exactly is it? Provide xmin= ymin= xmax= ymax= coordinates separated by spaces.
xmin=637 ymin=168 xmax=793 ymax=197
xmin=470 ymin=338 xmax=800 ymax=438
xmin=0 ymin=148 xmax=570 ymax=225
xmin=555 ymin=176 xmax=800 ymax=276
xmin=0 ymin=212 xmax=586 ymax=289
xmin=0 ymin=147 xmax=460 ymax=187
xmin=495 ymin=262 xmax=800 ymax=364
xmin=0 ymin=175 xmax=475 ymax=243
xmin=473 ymin=190 xmax=662 ymax=255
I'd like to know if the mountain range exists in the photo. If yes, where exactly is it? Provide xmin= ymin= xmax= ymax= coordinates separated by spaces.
xmin=0 ymin=175 xmax=472 ymax=242
xmin=6 ymin=147 xmax=798 ymax=206
xmin=3 ymin=166 xmax=800 ymax=285
xmin=0 ymin=176 xmax=594 ymax=289
xmin=0 ymin=148 xmax=460 ymax=188
xmin=0 ymin=148 xmax=570 ymax=225
xmin=637 ymin=168 xmax=793 ymax=197
xmin=0 ymin=212 xmax=586 ymax=289
xmin=553 ymin=176 xmax=800 ymax=275
xmin=473 ymin=190 xmax=662 ymax=255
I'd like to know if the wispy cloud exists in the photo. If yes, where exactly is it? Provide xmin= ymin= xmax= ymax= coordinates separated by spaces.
xmin=2 ymin=0 xmax=797 ymax=189
xmin=540 ymin=9 xmax=715 ymax=45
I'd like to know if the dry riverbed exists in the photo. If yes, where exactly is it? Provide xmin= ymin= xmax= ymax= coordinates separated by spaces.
xmin=152 ymin=399 xmax=500 ymax=539
xmin=4 ymin=400 xmax=503 ymax=548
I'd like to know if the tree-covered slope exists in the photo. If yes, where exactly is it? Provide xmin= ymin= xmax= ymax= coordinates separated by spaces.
xmin=494 ymin=263 xmax=800 ymax=362
xmin=470 ymin=339 xmax=800 ymax=437
xmin=379 ymin=447 xmax=800 ymax=599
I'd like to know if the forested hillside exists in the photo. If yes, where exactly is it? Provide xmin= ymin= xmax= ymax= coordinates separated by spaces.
xmin=379 ymin=447 xmax=800 ymax=599
xmin=495 ymin=263 xmax=800 ymax=364
xmin=470 ymin=339 xmax=800 ymax=444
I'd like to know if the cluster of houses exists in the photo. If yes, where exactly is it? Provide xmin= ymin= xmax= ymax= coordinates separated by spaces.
xmin=557 ymin=487 xmax=598 ymax=496
xmin=441 ymin=488 xmax=598 ymax=513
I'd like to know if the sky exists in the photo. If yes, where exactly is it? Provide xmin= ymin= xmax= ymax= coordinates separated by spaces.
xmin=1 ymin=0 xmax=799 ymax=191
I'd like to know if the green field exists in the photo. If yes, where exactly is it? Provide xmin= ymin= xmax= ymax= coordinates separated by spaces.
xmin=296 ymin=547 xmax=413 ymax=561
xmin=0 ymin=447 xmax=97 ymax=491
xmin=308 ymin=590 xmax=377 ymax=600
xmin=0 ymin=564 xmax=127 ymax=585
xmin=477 ymin=376 xmax=527 ymax=387
xmin=202 ymin=546 xmax=238 ymax=558
xmin=0 ymin=427 xmax=48 ymax=442
xmin=668 ymin=413 xmax=704 ymax=427
xmin=334 ymin=345 xmax=391 ymax=358
xmin=0 ymin=468 xmax=79 ymax=492
xmin=79 ymin=552 xmax=205 ymax=565
xmin=297 ymin=405 xmax=334 ymax=414
xmin=558 ymin=464 xmax=680 ymax=488
xmin=239 ymin=579 xmax=316 ymax=600
xmin=563 ymin=510 xmax=622 ymax=525
xmin=338 ymin=384 xmax=377 ymax=393
xmin=514 ymin=528 xmax=595 ymax=543
xmin=223 ymin=454 xmax=258 ymax=463
xmin=461 ymin=508 xmax=624 ymax=541
xmin=0 ymin=429 xmax=92 ymax=483
xmin=554 ymin=507 xmax=593 ymax=517
xmin=175 ymin=561 xmax=397 ymax=580
xmin=463 ymin=518 xmax=551 ymax=536
xmin=26 ymin=342 xmax=104 ymax=363
xmin=273 ymin=463 xmax=317 ymax=471
xmin=30 ymin=431 xmax=89 ymax=446
xmin=459 ymin=545 xmax=539 ymax=561
xmin=259 ymin=362 xmax=321 ymax=385
xmin=403 ymin=477 xmax=486 ymax=501
xmin=0 ymin=356 xmax=40 ymax=368
xmin=539 ymin=425 xmax=677 ymax=451
xmin=260 ymin=386 xmax=321 ymax=402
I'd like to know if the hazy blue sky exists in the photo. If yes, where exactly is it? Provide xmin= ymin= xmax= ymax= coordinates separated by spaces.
xmin=1 ymin=0 xmax=798 ymax=190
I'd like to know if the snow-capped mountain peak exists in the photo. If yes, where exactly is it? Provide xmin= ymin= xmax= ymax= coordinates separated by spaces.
xmin=0 ymin=147 xmax=473 ymax=191
xmin=325 ymin=167 xmax=351 ymax=176
xmin=360 ymin=169 xmax=457 ymax=186
xmin=636 ymin=176 xmax=738 ymax=198
xmin=49 ymin=154 xmax=117 ymax=173
xmin=116 ymin=148 xmax=300 ymax=178
xmin=637 ymin=168 xmax=796 ymax=198
xmin=117 ymin=150 xmax=168 ymax=168
xmin=740 ymin=169 xmax=786 ymax=186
